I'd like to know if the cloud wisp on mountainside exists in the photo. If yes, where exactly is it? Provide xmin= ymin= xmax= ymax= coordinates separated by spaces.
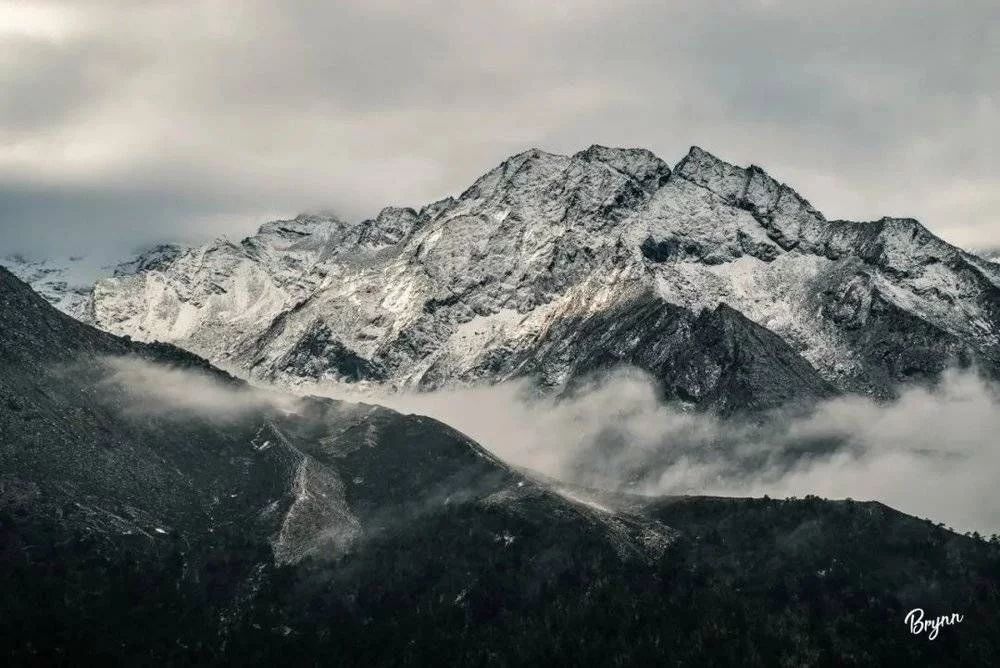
xmin=300 ymin=367 xmax=1000 ymax=537
xmin=80 ymin=354 xmax=1000 ymax=537
xmin=97 ymin=355 xmax=300 ymax=420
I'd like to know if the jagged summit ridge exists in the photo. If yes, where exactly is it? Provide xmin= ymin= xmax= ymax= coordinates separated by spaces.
xmin=676 ymin=146 xmax=823 ymax=217
xmin=15 ymin=144 xmax=1000 ymax=405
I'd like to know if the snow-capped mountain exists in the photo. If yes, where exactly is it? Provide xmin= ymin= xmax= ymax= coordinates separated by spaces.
xmin=33 ymin=146 xmax=1000 ymax=410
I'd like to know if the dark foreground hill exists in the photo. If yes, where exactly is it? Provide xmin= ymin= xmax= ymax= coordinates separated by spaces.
xmin=1 ymin=266 xmax=998 ymax=666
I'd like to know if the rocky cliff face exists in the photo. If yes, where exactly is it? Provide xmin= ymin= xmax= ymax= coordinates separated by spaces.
xmin=14 ymin=145 xmax=1000 ymax=410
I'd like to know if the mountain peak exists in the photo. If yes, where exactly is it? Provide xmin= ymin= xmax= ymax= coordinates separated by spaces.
xmin=468 ymin=145 xmax=671 ymax=197
xmin=357 ymin=206 xmax=421 ymax=246
xmin=574 ymin=144 xmax=659 ymax=162
xmin=111 ymin=244 xmax=184 ymax=278
xmin=256 ymin=212 xmax=344 ymax=237
xmin=681 ymin=144 xmax=725 ymax=164
xmin=574 ymin=144 xmax=672 ymax=187
xmin=674 ymin=145 xmax=825 ymax=224
xmin=457 ymin=147 xmax=565 ymax=201
xmin=508 ymin=146 xmax=562 ymax=164
xmin=675 ymin=145 xmax=757 ymax=198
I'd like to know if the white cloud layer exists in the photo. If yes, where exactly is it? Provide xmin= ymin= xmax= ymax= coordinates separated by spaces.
xmin=99 ymin=354 xmax=1000 ymax=535
xmin=306 ymin=368 xmax=1000 ymax=536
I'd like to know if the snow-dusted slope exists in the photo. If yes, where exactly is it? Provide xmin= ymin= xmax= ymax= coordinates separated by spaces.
xmin=1 ymin=246 xmax=184 ymax=321
xmin=79 ymin=145 xmax=1000 ymax=405
xmin=1 ymin=254 xmax=98 ymax=318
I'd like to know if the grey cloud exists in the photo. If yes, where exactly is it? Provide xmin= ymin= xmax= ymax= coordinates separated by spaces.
xmin=83 ymin=351 xmax=1000 ymax=536
xmin=0 ymin=0 xmax=997 ymax=256
xmin=0 ymin=180 xmax=282 ymax=256
xmin=97 ymin=355 xmax=300 ymax=418
xmin=305 ymin=367 xmax=1000 ymax=536
xmin=0 ymin=38 xmax=119 ymax=132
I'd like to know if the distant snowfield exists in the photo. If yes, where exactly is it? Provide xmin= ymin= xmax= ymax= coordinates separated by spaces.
xmin=1 ymin=253 xmax=104 ymax=316
xmin=0 ymin=246 xmax=183 ymax=319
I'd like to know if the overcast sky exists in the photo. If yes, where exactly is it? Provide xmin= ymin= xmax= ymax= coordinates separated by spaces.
xmin=1 ymin=0 xmax=997 ymax=258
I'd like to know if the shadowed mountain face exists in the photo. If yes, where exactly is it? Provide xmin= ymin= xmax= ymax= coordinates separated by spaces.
xmin=17 ymin=145 xmax=1000 ymax=414
xmin=427 ymin=294 xmax=837 ymax=415
xmin=2 ymin=267 xmax=1000 ymax=665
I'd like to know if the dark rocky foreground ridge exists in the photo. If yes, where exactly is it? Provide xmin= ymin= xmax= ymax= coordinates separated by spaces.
xmin=1 ymin=266 xmax=999 ymax=666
